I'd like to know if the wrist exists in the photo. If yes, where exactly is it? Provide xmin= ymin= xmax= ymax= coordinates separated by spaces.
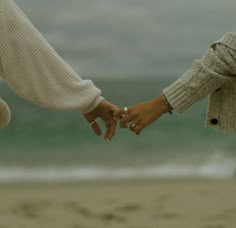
xmin=151 ymin=95 xmax=172 ymax=115
xmin=161 ymin=93 xmax=173 ymax=114
xmin=80 ymin=96 xmax=104 ymax=114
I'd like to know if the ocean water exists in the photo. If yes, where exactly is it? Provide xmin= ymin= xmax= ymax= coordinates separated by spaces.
xmin=1 ymin=79 xmax=236 ymax=182
xmin=0 ymin=0 xmax=236 ymax=182
xmin=18 ymin=0 xmax=236 ymax=78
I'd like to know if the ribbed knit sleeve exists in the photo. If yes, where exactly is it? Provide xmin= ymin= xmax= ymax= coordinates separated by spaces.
xmin=0 ymin=0 xmax=103 ymax=114
xmin=163 ymin=33 xmax=236 ymax=113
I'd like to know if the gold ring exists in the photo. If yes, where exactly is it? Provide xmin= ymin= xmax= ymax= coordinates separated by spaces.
xmin=124 ymin=107 xmax=128 ymax=115
xmin=89 ymin=120 xmax=97 ymax=126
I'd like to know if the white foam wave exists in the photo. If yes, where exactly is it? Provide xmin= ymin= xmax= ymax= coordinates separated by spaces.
xmin=0 ymin=161 xmax=235 ymax=183
xmin=0 ymin=150 xmax=234 ymax=183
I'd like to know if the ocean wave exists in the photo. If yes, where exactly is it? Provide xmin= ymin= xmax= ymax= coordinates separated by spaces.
xmin=0 ymin=160 xmax=235 ymax=183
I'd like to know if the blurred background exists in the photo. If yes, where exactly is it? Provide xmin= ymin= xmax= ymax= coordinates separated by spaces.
xmin=0 ymin=0 xmax=236 ymax=182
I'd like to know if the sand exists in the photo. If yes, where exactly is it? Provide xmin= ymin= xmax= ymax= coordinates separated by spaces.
xmin=0 ymin=179 xmax=235 ymax=228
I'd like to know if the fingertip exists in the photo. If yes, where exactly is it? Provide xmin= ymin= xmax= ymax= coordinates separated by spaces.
xmin=96 ymin=131 xmax=102 ymax=137
xmin=105 ymin=135 xmax=113 ymax=141
xmin=135 ymin=129 xmax=142 ymax=135
xmin=92 ymin=124 xmax=102 ymax=136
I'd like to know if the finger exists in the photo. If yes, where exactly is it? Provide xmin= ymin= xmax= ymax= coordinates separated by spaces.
xmin=90 ymin=120 xmax=102 ymax=136
xmin=104 ymin=119 xmax=117 ymax=140
xmin=111 ymin=121 xmax=117 ymax=139
xmin=134 ymin=124 xmax=144 ymax=135
xmin=110 ymin=120 xmax=117 ymax=140
xmin=120 ymin=115 xmax=133 ymax=128
xmin=104 ymin=120 xmax=112 ymax=140
xmin=113 ymin=109 xmax=125 ymax=120
xmin=129 ymin=122 xmax=138 ymax=132
xmin=109 ymin=108 xmax=119 ymax=138
xmin=103 ymin=112 xmax=117 ymax=140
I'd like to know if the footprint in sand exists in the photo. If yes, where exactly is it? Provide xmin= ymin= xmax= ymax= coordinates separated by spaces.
xmin=98 ymin=212 xmax=126 ymax=223
xmin=97 ymin=203 xmax=141 ymax=223
xmin=64 ymin=202 xmax=127 ymax=223
xmin=115 ymin=204 xmax=141 ymax=213
xmin=64 ymin=202 xmax=95 ymax=218
xmin=12 ymin=201 xmax=52 ymax=219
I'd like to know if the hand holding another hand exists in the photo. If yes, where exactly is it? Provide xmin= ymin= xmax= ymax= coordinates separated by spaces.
xmin=114 ymin=95 xmax=172 ymax=135
xmin=84 ymin=99 xmax=119 ymax=140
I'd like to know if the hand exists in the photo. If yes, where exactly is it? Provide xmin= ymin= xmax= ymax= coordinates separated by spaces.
xmin=84 ymin=99 xmax=119 ymax=140
xmin=113 ymin=96 xmax=171 ymax=135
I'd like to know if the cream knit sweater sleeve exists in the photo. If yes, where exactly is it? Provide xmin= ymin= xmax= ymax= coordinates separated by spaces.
xmin=163 ymin=33 xmax=236 ymax=112
xmin=0 ymin=0 xmax=103 ymax=114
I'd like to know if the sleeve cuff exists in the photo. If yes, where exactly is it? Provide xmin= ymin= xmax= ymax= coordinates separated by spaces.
xmin=162 ymin=77 xmax=197 ymax=113
xmin=79 ymin=96 xmax=104 ymax=114
xmin=213 ymin=32 xmax=236 ymax=51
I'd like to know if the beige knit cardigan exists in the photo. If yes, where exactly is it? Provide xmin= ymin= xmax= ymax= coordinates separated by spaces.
xmin=163 ymin=33 xmax=236 ymax=133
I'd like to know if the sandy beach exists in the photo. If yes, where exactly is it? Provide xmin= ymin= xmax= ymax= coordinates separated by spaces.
xmin=0 ymin=179 xmax=235 ymax=228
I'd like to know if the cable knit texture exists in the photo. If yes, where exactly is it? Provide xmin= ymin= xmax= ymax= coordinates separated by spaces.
xmin=0 ymin=0 xmax=103 ymax=114
xmin=163 ymin=32 xmax=236 ymax=133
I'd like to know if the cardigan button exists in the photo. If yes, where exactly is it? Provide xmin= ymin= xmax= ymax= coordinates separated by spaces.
xmin=210 ymin=118 xmax=219 ymax=125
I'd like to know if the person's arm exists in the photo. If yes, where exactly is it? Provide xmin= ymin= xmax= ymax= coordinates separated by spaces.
xmin=114 ymin=33 xmax=236 ymax=135
xmin=114 ymin=95 xmax=171 ymax=135
xmin=0 ymin=0 xmax=102 ymax=114
xmin=163 ymin=33 xmax=236 ymax=113
xmin=0 ymin=0 xmax=118 ymax=139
